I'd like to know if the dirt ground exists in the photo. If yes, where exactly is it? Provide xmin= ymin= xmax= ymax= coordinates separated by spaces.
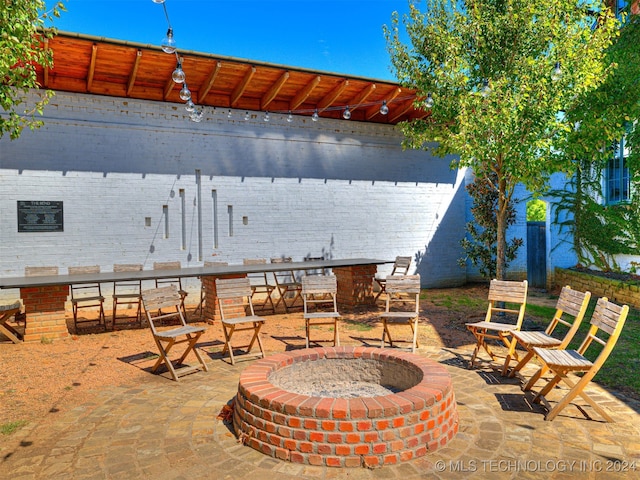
xmin=0 ymin=283 xmax=518 ymax=428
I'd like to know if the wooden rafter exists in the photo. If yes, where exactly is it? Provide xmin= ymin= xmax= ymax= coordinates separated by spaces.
xmin=231 ymin=66 xmax=256 ymax=107
xmin=389 ymin=98 xmax=416 ymax=123
xmin=164 ymin=77 xmax=175 ymax=100
xmin=317 ymin=79 xmax=349 ymax=112
xmin=365 ymin=87 xmax=402 ymax=120
xmin=87 ymin=43 xmax=98 ymax=92
xmin=261 ymin=71 xmax=289 ymax=110
xmin=126 ymin=50 xmax=142 ymax=96
xmin=199 ymin=61 xmax=222 ymax=100
xmin=347 ymin=83 xmax=376 ymax=112
xmin=290 ymin=75 xmax=321 ymax=111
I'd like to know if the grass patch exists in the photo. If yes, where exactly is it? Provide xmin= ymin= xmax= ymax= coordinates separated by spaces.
xmin=1 ymin=420 xmax=28 ymax=435
xmin=342 ymin=319 xmax=374 ymax=332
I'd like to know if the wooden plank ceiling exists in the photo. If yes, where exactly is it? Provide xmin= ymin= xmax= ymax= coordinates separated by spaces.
xmin=37 ymin=32 xmax=428 ymax=125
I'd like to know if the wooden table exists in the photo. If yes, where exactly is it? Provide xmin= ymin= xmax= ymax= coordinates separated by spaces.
xmin=0 ymin=258 xmax=390 ymax=342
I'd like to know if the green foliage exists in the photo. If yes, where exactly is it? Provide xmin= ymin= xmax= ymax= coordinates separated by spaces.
xmin=550 ymin=10 xmax=640 ymax=272
xmin=385 ymin=0 xmax=619 ymax=279
xmin=526 ymin=199 xmax=546 ymax=222
xmin=0 ymin=1 xmax=65 ymax=139
xmin=1 ymin=419 xmax=28 ymax=435
xmin=458 ymin=173 xmax=523 ymax=279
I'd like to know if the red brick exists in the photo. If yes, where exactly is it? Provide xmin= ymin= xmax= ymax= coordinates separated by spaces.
xmin=335 ymin=444 xmax=351 ymax=456
xmin=354 ymin=444 xmax=370 ymax=455
xmin=321 ymin=420 xmax=336 ymax=431
xmin=339 ymin=422 xmax=354 ymax=432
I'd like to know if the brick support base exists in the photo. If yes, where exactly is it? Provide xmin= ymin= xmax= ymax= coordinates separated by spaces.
xmin=201 ymin=274 xmax=246 ymax=323
xmin=20 ymin=285 xmax=70 ymax=342
xmin=333 ymin=265 xmax=377 ymax=309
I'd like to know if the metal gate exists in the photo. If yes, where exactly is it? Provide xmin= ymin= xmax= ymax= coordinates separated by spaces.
xmin=527 ymin=221 xmax=547 ymax=288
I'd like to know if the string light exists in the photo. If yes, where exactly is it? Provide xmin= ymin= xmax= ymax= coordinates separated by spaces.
xmin=424 ymin=93 xmax=434 ymax=109
xmin=152 ymin=0 xmax=419 ymax=123
xmin=551 ymin=62 xmax=563 ymax=81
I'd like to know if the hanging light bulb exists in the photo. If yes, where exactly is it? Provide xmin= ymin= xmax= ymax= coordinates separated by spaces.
xmin=343 ymin=106 xmax=351 ymax=120
xmin=379 ymin=100 xmax=389 ymax=115
xmin=481 ymin=79 xmax=491 ymax=98
xmin=312 ymin=109 xmax=319 ymax=121
xmin=185 ymin=99 xmax=195 ymax=112
xmin=179 ymin=83 xmax=191 ymax=101
xmin=172 ymin=60 xmax=185 ymax=83
xmin=161 ymin=28 xmax=177 ymax=54
xmin=227 ymin=109 xmax=232 ymax=118
xmin=287 ymin=111 xmax=294 ymax=123
xmin=424 ymin=93 xmax=434 ymax=109
xmin=551 ymin=62 xmax=563 ymax=81
xmin=152 ymin=0 xmax=166 ymax=4
xmin=263 ymin=111 xmax=270 ymax=122
xmin=190 ymin=109 xmax=203 ymax=122
xmin=244 ymin=111 xmax=250 ymax=121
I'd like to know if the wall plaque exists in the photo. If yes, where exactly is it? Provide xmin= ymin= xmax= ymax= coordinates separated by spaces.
xmin=17 ymin=201 xmax=64 ymax=232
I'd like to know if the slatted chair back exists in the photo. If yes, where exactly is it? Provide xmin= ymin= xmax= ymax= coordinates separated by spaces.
xmin=466 ymin=279 xmax=528 ymax=370
xmin=25 ymin=266 xmax=59 ymax=276
xmin=507 ymin=286 xmax=591 ymax=385
xmin=301 ymin=274 xmax=340 ymax=348
xmin=153 ymin=261 xmax=188 ymax=318
xmin=141 ymin=285 xmax=208 ymax=381
xmin=68 ymin=265 xmax=106 ymax=331
xmin=215 ymin=277 xmax=266 ymax=365
xmin=195 ymin=261 xmax=229 ymax=318
xmin=532 ymin=297 xmax=629 ymax=421
xmin=112 ymin=263 xmax=144 ymax=329
xmin=374 ymin=256 xmax=412 ymax=301
xmin=379 ymin=274 xmax=421 ymax=352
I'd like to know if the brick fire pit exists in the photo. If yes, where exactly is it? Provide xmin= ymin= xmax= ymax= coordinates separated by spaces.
xmin=233 ymin=346 xmax=458 ymax=468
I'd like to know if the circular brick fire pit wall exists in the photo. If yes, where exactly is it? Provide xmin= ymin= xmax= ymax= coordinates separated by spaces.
xmin=233 ymin=346 xmax=458 ymax=468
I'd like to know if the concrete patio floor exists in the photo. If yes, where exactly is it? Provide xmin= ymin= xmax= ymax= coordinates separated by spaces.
xmin=1 ymin=342 xmax=638 ymax=480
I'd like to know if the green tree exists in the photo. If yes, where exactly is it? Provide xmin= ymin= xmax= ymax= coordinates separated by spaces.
xmin=385 ymin=0 xmax=619 ymax=279
xmin=526 ymin=199 xmax=546 ymax=222
xmin=0 ymin=1 xmax=65 ymax=140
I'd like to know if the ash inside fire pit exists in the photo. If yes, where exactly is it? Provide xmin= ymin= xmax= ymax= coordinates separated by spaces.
xmin=268 ymin=357 xmax=422 ymax=397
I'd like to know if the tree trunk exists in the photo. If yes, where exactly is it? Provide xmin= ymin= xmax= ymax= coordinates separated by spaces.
xmin=496 ymin=175 xmax=508 ymax=280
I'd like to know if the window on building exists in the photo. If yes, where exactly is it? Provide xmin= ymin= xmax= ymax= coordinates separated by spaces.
xmin=606 ymin=136 xmax=630 ymax=204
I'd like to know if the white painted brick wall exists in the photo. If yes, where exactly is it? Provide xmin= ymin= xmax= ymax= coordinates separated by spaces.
xmin=0 ymin=91 xmax=469 ymax=303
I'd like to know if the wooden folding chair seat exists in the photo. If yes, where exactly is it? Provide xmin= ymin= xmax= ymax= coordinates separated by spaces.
xmin=379 ymin=274 xmax=421 ymax=353
xmin=531 ymin=297 xmax=628 ymax=421
xmin=141 ymin=286 xmax=208 ymax=381
xmin=68 ymin=265 xmax=107 ymax=332
xmin=153 ymin=261 xmax=188 ymax=319
xmin=506 ymin=286 xmax=591 ymax=388
xmin=374 ymin=256 xmax=411 ymax=302
xmin=215 ymin=277 xmax=266 ymax=365
xmin=243 ymin=259 xmax=276 ymax=314
xmin=112 ymin=264 xmax=144 ymax=329
xmin=0 ymin=301 xmax=23 ymax=343
xmin=466 ymin=279 xmax=528 ymax=372
xmin=271 ymin=257 xmax=302 ymax=313
xmin=301 ymin=274 xmax=341 ymax=348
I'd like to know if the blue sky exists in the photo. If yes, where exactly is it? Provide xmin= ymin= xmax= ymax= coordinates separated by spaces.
xmin=47 ymin=0 xmax=413 ymax=81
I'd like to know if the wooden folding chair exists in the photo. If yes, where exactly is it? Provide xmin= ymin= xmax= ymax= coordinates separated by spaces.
xmin=271 ymin=257 xmax=302 ymax=313
xmin=243 ymin=259 xmax=276 ymax=314
xmin=215 ymin=277 xmax=266 ymax=365
xmin=153 ymin=261 xmax=188 ymax=319
xmin=301 ymin=274 xmax=341 ymax=348
xmin=506 ymin=286 xmax=591 ymax=389
xmin=374 ymin=256 xmax=411 ymax=302
xmin=0 ymin=301 xmax=23 ymax=344
xmin=379 ymin=274 xmax=421 ymax=353
xmin=112 ymin=264 xmax=144 ymax=329
xmin=141 ymin=286 xmax=208 ymax=381
xmin=194 ymin=261 xmax=228 ymax=318
xmin=531 ymin=297 xmax=628 ymax=421
xmin=466 ymin=279 xmax=528 ymax=372
xmin=68 ymin=265 xmax=107 ymax=332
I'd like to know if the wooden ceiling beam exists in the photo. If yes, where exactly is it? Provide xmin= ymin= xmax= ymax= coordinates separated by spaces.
xmin=87 ymin=43 xmax=98 ymax=92
xmin=317 ymin=79 xmax=349 ymax=112
xmin=389 ymin=98 xmax=416 ymax=123
xmin=347 ymin=83 xmax=376 ymax=112
xmin=261 ymin=71 xmax=289 ymax=110
xmin=365 ymin=87 xmax=402 ymax=119
xmin=290 ymin=75 xmax=321 ymax=111
xmin=199 ymin=61 xmax=222 ymax=100
xmin=126 ymin=50 xmax=142 ymax=96
xmin=231 ymin=65 xmax=256 ymax=107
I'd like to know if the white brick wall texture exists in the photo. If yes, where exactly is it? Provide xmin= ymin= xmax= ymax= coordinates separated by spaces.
xmin=0 ymin=91 xmax=470 ymax=303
